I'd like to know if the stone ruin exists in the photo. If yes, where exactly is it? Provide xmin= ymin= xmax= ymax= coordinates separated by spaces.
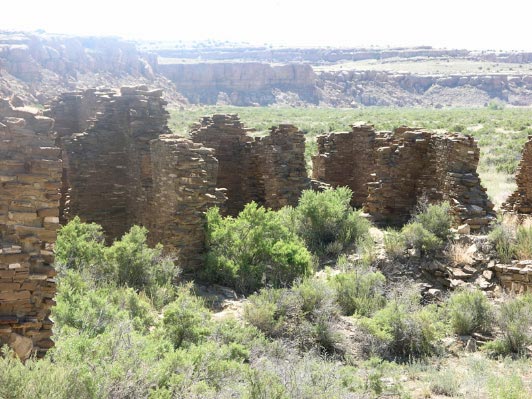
xmin=190 ymin=114 xmax=310 ymax=216
xmin=502 ymin=135 xmax=532 ymax=215
xmin=313 ymin=124 xmax=495 ymax=230
xmin=0 ymin=99 xmax=60 ymax=359
xmin=47 ymin=86 xmax=225 ymax=271
xmin=495 ymin=261 xmax=532 ymax=294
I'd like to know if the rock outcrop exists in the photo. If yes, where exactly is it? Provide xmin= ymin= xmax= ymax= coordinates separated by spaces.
xmin=0 ymin=99 xmax=60 ymax=359
xmin=159 ymin=62 xmax=318 ymax=105
xmin=313 ymin=125 xmax=494 ymax=230
xmin=502 ymin=136 xmax=532 ymax=214
xmin=190 ymin=114 xmax=310 ymax=215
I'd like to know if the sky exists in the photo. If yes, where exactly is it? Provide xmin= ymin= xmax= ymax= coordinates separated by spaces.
xmin=1 ymin=0 xmax=531 ymax=51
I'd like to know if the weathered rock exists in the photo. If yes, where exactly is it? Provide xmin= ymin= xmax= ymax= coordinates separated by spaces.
xmin=502 ymin=136 xmax=532 ymax=214
xmin=0 ymin=99 xmax=60 ymax=359
xmin=313 ymin=125 xmax=495 ymax=230
xmin=190 ymin=115 xmax=310 ymax=215
xmin=494 ymin=260 xmax=532 ymax=294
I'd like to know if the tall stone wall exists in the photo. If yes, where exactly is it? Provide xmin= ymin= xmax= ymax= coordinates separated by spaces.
xmin=49 ymin=86 xmax=224 ymax=273
xmin=0 ymin=99 xmax=60 ymax=359
xmin=55 ymin=86 xmax=170 ymax=240
xmin=313 ymin=125 xmax=494 ymax=230
xmin=312 ymin=123 xmax=378 ymax=208
xmin=502 ymin=136 xmax=532 ymax=214
xmin=190 ymin=114 xmax=310 ymax=215
xmin=149 ymin=136 xmax=225 ymax=270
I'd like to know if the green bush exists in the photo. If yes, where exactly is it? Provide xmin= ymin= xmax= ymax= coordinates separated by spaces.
xmin=400 ymin=222 xmax=443 ymax=253
xmin=54 ymin=216 xmax=106 ymax=274
xmin=204 ymin=203 xmax=313 ymax=294
xmin=514 ymin=224 xmax=532 ymax=260
xmin=359 ymin=295 xmax=444 ymax=360
xmin=489 ymin=217 xmax=516 ymax=263
xmin=329 ymin=268 xmax=386 ymax=317
xmin=447 ymin=289 xmax=494 ymax=335
xmin=243 ymin=282 xmax=341 ymax=353
xmin=485 ymin=294 xmax=532 ymax=356
xmin=414 ymin=201 xmax=452 ymax=241
xmin=383 ymin=228 xmax=406 ymax=259
xmin=55 ymin=219 xmax=178 ymax=296
xmin=162 ymin=284 xmax=212 ymax=348
xmin=290 ymin=187 xmax=372 ymax=256
xmin=487 ymin=375 xmax=528 ymax=399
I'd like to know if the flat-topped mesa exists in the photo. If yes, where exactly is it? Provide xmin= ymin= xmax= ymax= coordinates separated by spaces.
xmin=0 ymin=99 xmax=61 ymax=360
xmin=51 ymin=85 xmax=170 ymax=241
xmin=313 ymin=125 xmax=495 ymax=230
xmin=191 ymin=114 xmax=310 ymax=215
xmin=502 ymin=136 xmax=532 ymax=215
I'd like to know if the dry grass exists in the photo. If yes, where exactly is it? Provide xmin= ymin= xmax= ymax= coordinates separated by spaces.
xmin=447 ymin=242 xmax=474 ymax=266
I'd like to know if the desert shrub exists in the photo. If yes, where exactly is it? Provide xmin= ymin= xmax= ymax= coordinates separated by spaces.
xmin=447 ymin=289 xmax=494 ymax=335
xmin=204 ymin=203 xmax=313 ymax=294
xmin=429 ymin=369 xmax=462 ymax=397
xmin=359 ymin=294 xmax=445 ymax=360
xmin=400 ymin=222 xmax=443 ymax=253
xmin=413 ymin=201 xmax=453 ymax=241
xmin=291 ymin=187 xmax=372 ymax=256
xmin=162 ymin=284 xmax=213 ymax=348
xmin=489 ymin=215 xmax=518 ymax=263
xmin=243 ymin=282 xmax=341 ymax=353
xmin=329 ymin=268 xmax=386 ymax=317
xmin=383 ymin=228 xmax=406 ymax=259
xmin=55 ymin=219 xmax=178 ymax=295
xmin=447 ymin=242 xmax=475 ymax=265
xmin=487 ymin=374 xmax=528 ymax=399
xmin=54 ymin=216 xmax=106 ymax=273
xmin=514 ymin=224 xmax=532 ymax=260
xmin=485 ymin=294 xmax=532 ymax=356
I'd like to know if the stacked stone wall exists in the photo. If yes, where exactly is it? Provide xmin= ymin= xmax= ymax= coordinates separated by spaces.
xmin=502 ymin=136 xmax=532 ymax=214
xmin=313 ymin=125 xmax=494 ymax=230
xmin=191 ymin=115 xmax=310 ymax=215
xmin=0 ymin=99 xmax=60 ymax=359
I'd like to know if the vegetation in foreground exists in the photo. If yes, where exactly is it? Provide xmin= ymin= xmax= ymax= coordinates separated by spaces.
xmin=1 ymin=190 xmax=531 ymax=398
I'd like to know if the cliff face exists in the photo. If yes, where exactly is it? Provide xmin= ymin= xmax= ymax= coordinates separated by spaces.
xmin=317 ymin=70 xmax=532 ymax=107
xmin=0 ymin=32 xmax=155 ymax=82
xmin=159 ymin=62 xmax=318 ymax=105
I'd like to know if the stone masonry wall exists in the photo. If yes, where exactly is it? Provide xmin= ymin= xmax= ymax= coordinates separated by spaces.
xmin=313 ymin=125 xmax=494 ymax=230
xmin=56 ymin=86 xmax=170 ymax=241
xmin=312 ymin=123 xmax=377 ymax=208
xmin=495 ymin=261 xmax=532 ymax=294
xmin=0 ymin=99 xmax=60 ymax=359
xmin=190 ymin=114 xmax=310 ymax=215
xmin=502 ymin=136 xmax=532 ymax=214
xmin=149 ymin=136 xmax=225 ymax=270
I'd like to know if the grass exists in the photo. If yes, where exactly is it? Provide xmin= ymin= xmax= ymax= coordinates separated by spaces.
xmin=169 ymin=106 xmax=532 ymax=207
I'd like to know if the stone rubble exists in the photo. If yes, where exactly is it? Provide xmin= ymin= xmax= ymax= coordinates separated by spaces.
xmin=0 ymin=99 xmax=60 ymax=359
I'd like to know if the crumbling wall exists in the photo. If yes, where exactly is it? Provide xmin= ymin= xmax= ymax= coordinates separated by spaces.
xmin=0 ymin=99 xmax=60 ymax=359
xmin=312 ymin=123 xmax=377 ymax=208
xmin=190 ymin=114 xmax=310 ymax=215
xmin=502 ymin=136 xmax=532 ymax=214
xmin=495 ymin=261 xmax=532 ymax=294
xmin=57 ymin=86 xmax=170 ymax=240
xmin=313 ymin=125 xmax=494 ymax=230
xmin=149 ymin=136 xmax=225 ymax=270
